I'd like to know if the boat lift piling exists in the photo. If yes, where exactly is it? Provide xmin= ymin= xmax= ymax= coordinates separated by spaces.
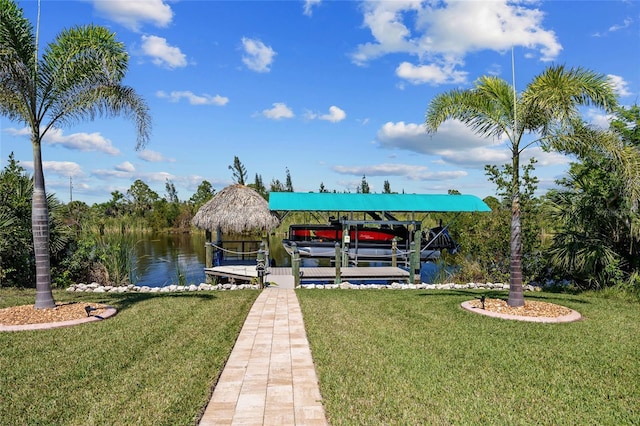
xmin=335 ymin=243 xmax=342 ymax=284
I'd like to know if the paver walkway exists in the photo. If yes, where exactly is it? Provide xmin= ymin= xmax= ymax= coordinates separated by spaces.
xmin=199 ymin=288 xmax=328 ymax=425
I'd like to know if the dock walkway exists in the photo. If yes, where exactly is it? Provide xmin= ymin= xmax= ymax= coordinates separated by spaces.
xmin=205 ymin=266 xmax=410 ymax=288
xmin=199 ymin=288 xmax=328 ymax=425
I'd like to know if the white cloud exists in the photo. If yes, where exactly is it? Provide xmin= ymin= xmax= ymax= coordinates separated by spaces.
xmin=138 ymin=149 xmax=176 ymax=162
xmin=586 ymin=109 xmax=613 ymax=129
xmin=156 ymin=90 xmax=229 ymax=106
xmin=376 ymin=120 xmax=495 ymax=155
xmin=609 ymin=17 xmax=633 ymax=32
xmin=241 ymin=37 xmax=276 ymax=72
xmin=5 ymin=127 xmax=121 ymax=155
xmin=306 ymin=106 xmax=347 ymax=122
xmin=92 ymin=167 xmax=174 ymax=183
xmin=438 ymin=146 xmax=511 ymax=167
xmin=523 ymin=147 xmax=570 ymax=167
xmin=374 ymin=120 xmax=570 ymax=169
xmin=352 ymin=1 xmax=561 ymax=83
xmin=144 ymin=171 xmax=175 ymax=183
xmin=115 ymin=161 xmax=136 ymax=173
xmin=3 ymin=127 xmax=31 ymax=137
xmin=607 ymin=74 xmax=631 ymax=97
xmin=332 ymin=163 xmax=467 ymax=181
xmin=141 ymin=35 xmax=187 ymax=69
xmin=92 ymin=0 xmax=173 ymax=32
xmin=261 ymin=103 xmax=294 ymax=120
xmin=320 ymin=106 xmax=346 ymax=122
xmin=396 ymin=62 xmax=467 ymax=85
xmin=43 ymin=128 xmax=121 ymax=155
xmin=22 ymin=161 xmax=84 ymax=177
xmin=4 ymin=127 xmax=120 ymax=155
xmin=416 ymin=1 xmax=561 ymax=60
xmin=333 ymin=163 xmax=428 ymax=177
xmin=375 ymin=120 xmax=513 ymax=167
xmin=303 ymin=0 xmax=322 ymax=16
xmin=92 ymin=168 xmax=133 ymax=179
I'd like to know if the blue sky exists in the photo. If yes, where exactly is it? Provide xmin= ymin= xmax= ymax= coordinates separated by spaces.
xmin=2 ymin=0 xmax=638 ymax=205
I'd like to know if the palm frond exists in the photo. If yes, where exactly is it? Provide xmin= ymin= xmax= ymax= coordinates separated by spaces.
xmin=425 ymin=77 xmax=516 ymax=143
xmin=523 ymin=65 xmax=618 ymax=122
xmin=0 ymin=0 xmax=37 ymax=124
xmin=32 ymin=24 xmax=151 ymax=148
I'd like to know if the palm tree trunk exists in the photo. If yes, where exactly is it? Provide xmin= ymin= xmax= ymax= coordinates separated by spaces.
xmin=508 ymin=150 xmax=525 ymax=307
xmin=32 ymin=139 xmax=55 ymax=309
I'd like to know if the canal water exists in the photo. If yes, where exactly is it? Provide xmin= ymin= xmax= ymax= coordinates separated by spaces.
xmin=132 ymin=232 xmax=298 ymax=287
xmin=133 ymin=232 xmax=444 ymax=287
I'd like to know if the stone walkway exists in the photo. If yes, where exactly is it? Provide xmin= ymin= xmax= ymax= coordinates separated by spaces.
xmin=199 ymin=288 xmax=328 ymax=425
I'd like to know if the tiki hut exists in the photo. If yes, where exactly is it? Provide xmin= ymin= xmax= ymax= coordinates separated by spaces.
xmin=192 ymin=184 xmax=279 ymax=233
xmin=191 ymin=184 xmax=280 ymax=269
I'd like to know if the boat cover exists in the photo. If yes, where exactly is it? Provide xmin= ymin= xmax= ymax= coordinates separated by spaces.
xmin=269 ymin=192 xmax=490 ymax=213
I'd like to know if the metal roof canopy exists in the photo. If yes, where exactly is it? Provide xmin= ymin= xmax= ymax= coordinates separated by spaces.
xmin=269 ymin=192 xmax=491 ymax=213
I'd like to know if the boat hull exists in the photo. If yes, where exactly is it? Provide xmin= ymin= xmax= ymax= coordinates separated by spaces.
xmin=282 ymin=240 xmax=441 ymax=262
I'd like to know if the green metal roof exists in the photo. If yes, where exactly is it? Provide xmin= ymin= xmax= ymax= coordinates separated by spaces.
xmin=269 ymin=192 xmax=490 ymax=213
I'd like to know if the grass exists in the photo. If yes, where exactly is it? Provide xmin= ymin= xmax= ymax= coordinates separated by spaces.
xmin=297 ymin=289 xmax=640 ymax=425
xmin=2 ymin=287 xmax=638 ymax=425
xmin=0 ymin=288 xmax=258 ymax=425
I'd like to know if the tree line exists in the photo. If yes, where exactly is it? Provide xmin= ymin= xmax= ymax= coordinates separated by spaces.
xmin=1 ymin=104 xmax=637 ymax=294
xmin=1 ymin=0 xmax=638 ymax=307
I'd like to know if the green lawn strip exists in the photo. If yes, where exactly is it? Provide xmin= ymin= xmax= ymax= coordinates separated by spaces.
xmin=298 ymin=290 xmax=640 ymax=425
xmin=0 ymin=289 xmax=258 ymax=425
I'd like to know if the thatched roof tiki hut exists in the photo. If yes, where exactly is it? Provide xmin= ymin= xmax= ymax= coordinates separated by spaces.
xmin=191 ymin=184 xmax=280 ymax=276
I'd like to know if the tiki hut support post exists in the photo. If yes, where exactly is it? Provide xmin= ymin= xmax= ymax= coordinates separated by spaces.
xmin=215 ymin=226 xmax=223 ymax=266
xmin=256 ymin=242 xmax=266 ymax=288
xmin=205 ymin=230 xmax=213 ymax=284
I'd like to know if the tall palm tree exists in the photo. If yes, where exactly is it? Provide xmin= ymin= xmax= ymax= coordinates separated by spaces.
xmin=425 ymin=65 xmax=618 ymax=306
xmin=0 ymin=0 xmax=151 ymax=308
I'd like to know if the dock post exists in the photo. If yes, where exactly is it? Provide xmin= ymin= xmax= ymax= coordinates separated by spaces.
xmin=341 ymin=222 xmax=350 ymax=267
xmin=413 ymin=229 xmax=422 ymax=284
xmin=334 ymin=242 xmax=341 ymax=284
xmin=205 ymin=230 xmax=213 ymax=284
xmin=391 ymin=238 xmax=397 ymax=268
xmin=256 ymin=242 xmax=266 ymax=289
xmin=292 ymin=243 xmax=300 ymax=288
xmin=409 ymin=241 xmax=416 ymax=283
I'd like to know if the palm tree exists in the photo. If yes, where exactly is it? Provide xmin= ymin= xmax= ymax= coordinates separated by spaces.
xmin=425 ymin=65 xmax=618 ymax=306
xmin=0 ymin=0 xmax=151 ymax=308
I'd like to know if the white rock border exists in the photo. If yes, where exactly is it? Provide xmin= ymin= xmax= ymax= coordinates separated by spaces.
xmin=66 ymin=282 xmax=261 ymax=293
xmin=66 ymin=282 xmax=542 ymax=292
xmin=298 ymin=282 xmax=541 ymax=291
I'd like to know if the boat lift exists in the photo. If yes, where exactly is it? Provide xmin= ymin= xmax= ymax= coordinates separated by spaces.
xmin=269 ymin=192 xmax=491 ymax=283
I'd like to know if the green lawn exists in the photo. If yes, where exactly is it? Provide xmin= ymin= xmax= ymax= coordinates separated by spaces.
xmin=3 ymin=288 xmax=638 ymax=425
xmin=0 ymin=288 xmax=258 ymax=425
xmin=297 ymin=290 xmax=640 ymax=425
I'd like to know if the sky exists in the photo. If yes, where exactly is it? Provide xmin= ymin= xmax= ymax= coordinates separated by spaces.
xmin=1 ymin=0 xmax=639 ymax=205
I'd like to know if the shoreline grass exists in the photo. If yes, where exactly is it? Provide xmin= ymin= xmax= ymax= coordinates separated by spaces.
xmin=0 ymin=288 xmax=258 ymax=425
xmin=298 ymin=289 xmax=640 ymax=425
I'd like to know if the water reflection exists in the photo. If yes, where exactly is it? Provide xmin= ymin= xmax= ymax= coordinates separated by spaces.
xmin=133 ymin=233 xmax=286 ymax=287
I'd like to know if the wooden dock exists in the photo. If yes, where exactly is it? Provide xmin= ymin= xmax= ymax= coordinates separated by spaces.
xmin=205 ymin=265 xmax=410 ymax=288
